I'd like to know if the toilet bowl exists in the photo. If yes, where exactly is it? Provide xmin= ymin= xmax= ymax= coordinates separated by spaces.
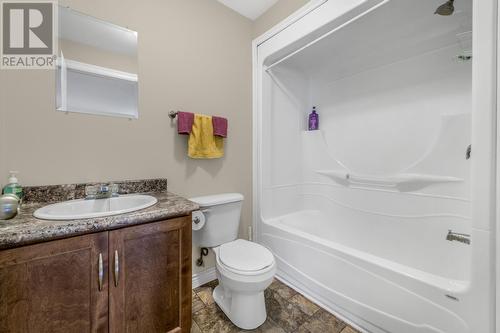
xmin=189 ymin=194 xmax=276 ymax=330
xmin=213 ymin=239 xmax=276 ymax=329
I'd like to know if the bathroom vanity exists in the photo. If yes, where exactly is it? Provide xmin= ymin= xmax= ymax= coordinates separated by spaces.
xmin=0 ymin=179 xmax=198 ymax=333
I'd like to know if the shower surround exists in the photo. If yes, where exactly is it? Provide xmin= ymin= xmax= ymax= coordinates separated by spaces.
xmin=253 ymin=0 xmax=497 ymax=332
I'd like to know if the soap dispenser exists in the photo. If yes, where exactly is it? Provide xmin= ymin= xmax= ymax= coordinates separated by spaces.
xmin=308 ymin=106 xmax=319 ymax=131
xmin=2 ymin=171 xmax=23 ymax=201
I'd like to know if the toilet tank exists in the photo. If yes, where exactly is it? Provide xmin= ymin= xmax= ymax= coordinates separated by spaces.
xmin=189 ymin=193 xmax=244 ymax=248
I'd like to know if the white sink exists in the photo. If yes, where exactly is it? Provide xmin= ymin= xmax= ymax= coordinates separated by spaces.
xmin=33 ymin=194 xmax=158 ymax=220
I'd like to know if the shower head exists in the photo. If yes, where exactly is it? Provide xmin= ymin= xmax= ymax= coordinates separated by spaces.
xmin=434 ymin=0 xmax=454 ymax=16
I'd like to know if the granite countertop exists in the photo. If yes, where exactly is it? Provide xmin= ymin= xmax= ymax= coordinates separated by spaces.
xmin=0 ymin=180 xmax=199 ymax=250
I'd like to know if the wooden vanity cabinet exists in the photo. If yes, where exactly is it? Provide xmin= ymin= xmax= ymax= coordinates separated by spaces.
xmin=109 ymin=217 xmax=192 ymax=333
xmin=0 ymin=232 xmax=109 ymax=332
xmin=0 ymin=216 xmax=192 ymax=333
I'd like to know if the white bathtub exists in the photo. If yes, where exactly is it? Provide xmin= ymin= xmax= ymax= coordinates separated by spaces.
xmin=253 ymin=0 xmax=495 ymax=331
xmin=261 ymin=209 xmax=470 ymax=333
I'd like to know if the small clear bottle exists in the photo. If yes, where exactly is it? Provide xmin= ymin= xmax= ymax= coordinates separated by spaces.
xmin=2 ymin=171 xmax=23 ymax=201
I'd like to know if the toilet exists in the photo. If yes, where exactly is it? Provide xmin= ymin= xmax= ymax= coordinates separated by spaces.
xmin=190 ymin=193 xmax=276 ymax=330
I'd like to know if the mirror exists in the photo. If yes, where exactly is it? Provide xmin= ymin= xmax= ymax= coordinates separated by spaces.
xmin=56 ymin=7 xmax=138 ymax=119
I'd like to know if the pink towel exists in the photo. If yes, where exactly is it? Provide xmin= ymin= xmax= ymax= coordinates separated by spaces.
xmin=177 ymin=112 xmax=194 ymax=135
xmin=212 ymin=116 xmax=228 ymax=137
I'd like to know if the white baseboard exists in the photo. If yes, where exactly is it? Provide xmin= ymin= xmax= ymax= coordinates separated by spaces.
xmin=192 ymin=267 xmax=217 ymax=289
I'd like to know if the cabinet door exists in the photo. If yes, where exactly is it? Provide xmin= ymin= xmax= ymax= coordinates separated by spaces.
xmin=0 ymin=233 xmax=109 ymax=333
xmin=109 ymin=216 xmax=192 ymax=333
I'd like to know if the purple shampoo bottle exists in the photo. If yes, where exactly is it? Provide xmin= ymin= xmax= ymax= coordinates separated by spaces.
xmin=308 ymin=106 xmax=319 ymax=130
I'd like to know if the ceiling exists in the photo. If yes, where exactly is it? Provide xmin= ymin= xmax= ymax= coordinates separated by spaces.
xmin=217 ymin=0 xmax=279 ymax=20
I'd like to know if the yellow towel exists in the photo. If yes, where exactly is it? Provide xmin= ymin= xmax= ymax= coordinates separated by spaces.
xmin=188 ymin=114 xmax=224 ymax=159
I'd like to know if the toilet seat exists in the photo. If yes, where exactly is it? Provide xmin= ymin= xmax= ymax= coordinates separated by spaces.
xmin=218 ymin=239 xmax=275 ymax=275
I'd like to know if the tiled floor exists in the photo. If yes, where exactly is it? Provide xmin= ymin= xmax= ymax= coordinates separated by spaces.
xmin=192 ymin=279 xmax=361 ymax=333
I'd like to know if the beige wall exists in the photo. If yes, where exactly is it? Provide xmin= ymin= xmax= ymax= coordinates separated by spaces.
xmin=254 ymin=0 xmax=310 ymax=38
xmin=0 ymin=0 xmax=307 ymax=275
xmin=0 ymin=0 xmax=252 ymax=273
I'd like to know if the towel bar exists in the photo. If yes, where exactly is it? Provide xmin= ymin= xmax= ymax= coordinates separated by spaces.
xmin=169 ymin=110 xmax=179 ymax=119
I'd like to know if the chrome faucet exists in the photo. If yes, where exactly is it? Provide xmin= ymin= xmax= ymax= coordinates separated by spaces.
xmin=85 ymin=183 xmax=119 ymax=200
xmin=446 ymin=230 xmax=471 ymax=245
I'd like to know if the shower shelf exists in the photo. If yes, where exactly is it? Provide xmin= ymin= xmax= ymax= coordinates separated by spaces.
xmin=315 ymin=170 xmax=463 ymax=188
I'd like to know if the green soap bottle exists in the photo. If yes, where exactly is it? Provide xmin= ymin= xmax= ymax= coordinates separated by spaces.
xmin=2 ymin=171 xmax=23 ymax=201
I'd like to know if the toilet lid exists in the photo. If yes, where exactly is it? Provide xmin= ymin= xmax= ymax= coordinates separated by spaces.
xmin=219 ymin=239 xmax=274 ymax=272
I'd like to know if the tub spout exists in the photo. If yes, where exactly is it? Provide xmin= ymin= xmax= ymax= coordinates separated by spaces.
xmin=446 ymin=230 xmax=471 ymax=245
